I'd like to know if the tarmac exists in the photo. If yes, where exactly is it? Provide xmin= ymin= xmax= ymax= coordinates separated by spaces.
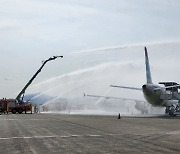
xmin=0 ymin=113 xmax=180 ymax=154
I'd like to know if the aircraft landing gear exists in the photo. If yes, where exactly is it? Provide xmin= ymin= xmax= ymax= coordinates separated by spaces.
xmin=141 ymin=109 xmax=148 ymax=114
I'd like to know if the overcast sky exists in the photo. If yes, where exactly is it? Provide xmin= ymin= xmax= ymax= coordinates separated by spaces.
xmin=1 ymin=0 xmax=180 ymax=98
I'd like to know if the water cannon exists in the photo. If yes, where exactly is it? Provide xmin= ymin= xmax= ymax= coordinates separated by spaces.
xmin=42 ymin=56 xmax=63 ymax=63
xmin=55 ymin=56 xmax=63 ymax=58
xmin=50 ymin=56 xmax=63 ymax=60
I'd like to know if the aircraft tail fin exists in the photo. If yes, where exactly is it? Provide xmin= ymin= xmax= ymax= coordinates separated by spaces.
xmin=144 ymin=47 xmax=153 ymax=84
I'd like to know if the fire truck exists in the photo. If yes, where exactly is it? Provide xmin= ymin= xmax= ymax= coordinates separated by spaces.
xmin=0 ymin=98 xmax=32 ymax=114
xmin=0 ymin=56 xmax=63 ymax=114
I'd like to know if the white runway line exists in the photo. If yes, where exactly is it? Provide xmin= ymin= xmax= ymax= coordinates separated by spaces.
xmin=88 ymin=135 xmax=101 ymax=137
xmin=0 ymin=134 xmax=118 ymax=140
xmin=0 ymin=119 xmax=46 ymax=121
xmin=1 ymin=132 xmax=176 ymax=140
xmin=166 ymin=131 xmax=180 ymax=135
xmin=0 ymin=136 xmax=60 ymax=140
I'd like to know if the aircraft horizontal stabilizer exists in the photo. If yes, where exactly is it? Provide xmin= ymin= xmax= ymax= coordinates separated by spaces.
xmin=110 ymin=85 xmax=142 ymax=91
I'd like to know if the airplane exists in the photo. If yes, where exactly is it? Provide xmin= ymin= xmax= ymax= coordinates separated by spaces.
xmin=84 ymin=47 xmax=180 ymax=116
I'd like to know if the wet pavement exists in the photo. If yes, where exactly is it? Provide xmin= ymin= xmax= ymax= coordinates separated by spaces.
xmin=0 ymin=113 xmax=180 ymax=154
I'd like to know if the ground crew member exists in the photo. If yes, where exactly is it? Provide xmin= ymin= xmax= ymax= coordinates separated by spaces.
xmin=7 ymin=103 xmax=9 ymax=114
xmin=34 ymin=106 xmax=37 ymax=113
xmin=30 ymin=103 xmax=32 ymax=114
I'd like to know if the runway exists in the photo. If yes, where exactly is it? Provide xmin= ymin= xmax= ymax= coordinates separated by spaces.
xmin=0 ymin=113 xmax=180 ymax=154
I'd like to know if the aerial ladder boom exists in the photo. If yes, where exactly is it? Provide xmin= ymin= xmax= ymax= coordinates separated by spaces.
xmin=16 ymin=56 xmax=63 ymax=103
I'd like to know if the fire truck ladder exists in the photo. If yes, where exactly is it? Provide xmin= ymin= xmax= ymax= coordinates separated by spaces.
xmin=16 ymin=56 xmax=63 ymax=104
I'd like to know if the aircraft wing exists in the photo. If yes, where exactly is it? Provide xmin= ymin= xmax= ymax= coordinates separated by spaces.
xmin=84 ymin=93 xmax=150 ymax=114
xmin=83 ymin=93 xmax=145 ymax=103
xmin=110 ymin=85 xmax=142 ymax=91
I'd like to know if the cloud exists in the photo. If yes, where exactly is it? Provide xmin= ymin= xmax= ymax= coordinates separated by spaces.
xmin=1 ymin=0 xmax=180 ymax=46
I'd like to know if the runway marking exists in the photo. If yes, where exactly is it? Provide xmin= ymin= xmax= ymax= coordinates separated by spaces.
xmin=0 ymin=134 xmax=117 ymax=140
xmin=0 ymin=136 xmax=58 ymax=140
xmin=1 ymin=132 xmax=177 ymax=140
xmin=167 ymin=130 xmax=180 ymax=135
xmin=88 ymin=135 xmax=101 ymax=137
xmin=71 ymin=135 xmax=81 ymax=137
xmin=0 ymin=119 xmax=46 ymax=121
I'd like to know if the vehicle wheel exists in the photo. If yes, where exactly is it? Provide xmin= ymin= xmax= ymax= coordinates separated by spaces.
xmin=12 ymin=109 xmax=16 ymax=114
xmin=169 ymin=112 xmax=176 ymax=117
xmin=169 ymin=113 xmax=173 ymax=116
xmin=18 ymin=109 xmax=23 ymax=114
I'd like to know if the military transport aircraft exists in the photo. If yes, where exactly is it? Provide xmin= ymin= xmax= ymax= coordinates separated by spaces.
xmin=84 ymin=47 xmax=180 ymax=116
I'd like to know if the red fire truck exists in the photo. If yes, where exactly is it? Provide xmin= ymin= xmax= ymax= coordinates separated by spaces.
xmin=0 ymin=98 xmax=32 ymax=114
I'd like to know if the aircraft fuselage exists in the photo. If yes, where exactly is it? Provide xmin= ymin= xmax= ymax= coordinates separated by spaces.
xmin=142 ymin=84 xmax=165 ymax=107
